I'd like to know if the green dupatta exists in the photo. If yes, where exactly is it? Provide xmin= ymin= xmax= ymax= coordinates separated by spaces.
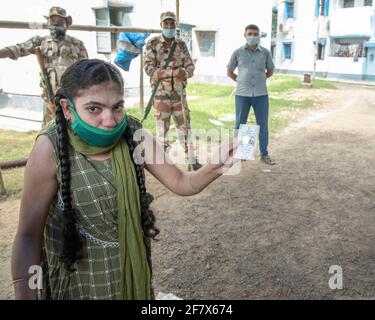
xmin=67 ymin=125 xmax=151 ymax=300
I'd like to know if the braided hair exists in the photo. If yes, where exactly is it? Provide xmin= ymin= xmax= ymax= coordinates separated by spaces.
xmin=54 ymin=59 xmax=159 ymax=271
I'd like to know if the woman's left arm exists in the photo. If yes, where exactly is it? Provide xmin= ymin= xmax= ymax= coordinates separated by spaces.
xmin=140 ymin=129 xmax=237 ymax=196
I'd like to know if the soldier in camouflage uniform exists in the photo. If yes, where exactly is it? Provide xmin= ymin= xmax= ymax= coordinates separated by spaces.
xmin=144 ymin=11 xmax=201 ymax=170
xmin=0 ymin=7 xmax=88 ymax=124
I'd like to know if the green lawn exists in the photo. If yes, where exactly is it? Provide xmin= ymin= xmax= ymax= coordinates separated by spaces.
xmin=0 ymin=167 xmax=24 ymax=199
xmin=0 ymin=75 xmax=335 ymax=200
xmin=0 ymin=130 xmax=34 ymax=199
xmin=0 ymin=130 xmax=36 ymax=163
xmin=127 ymin=77 xmax=334 ymax=137
xmin=268 ymin=74 xmax=336 ymax=92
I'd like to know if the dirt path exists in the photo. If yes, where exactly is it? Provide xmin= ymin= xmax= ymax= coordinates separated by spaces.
xmin=148 ymin=83 xmax=375 ymax=299
xmin=1 ymin=83 xmax=375 ymax=299
xmin=0 ymin=198 xmax=20 ymax=299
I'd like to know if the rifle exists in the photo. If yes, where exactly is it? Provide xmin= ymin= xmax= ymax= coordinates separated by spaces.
xmin=181 ymin=95 xmax=195 ymax=171
xmin=33 ymin=47 xmax=56 ymax=118
xmin=175 ymin=32 xmax=199 ymax=171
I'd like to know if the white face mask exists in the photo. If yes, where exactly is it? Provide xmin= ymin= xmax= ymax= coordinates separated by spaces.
xmin=246 ymin=36 xmax=260 ymax=46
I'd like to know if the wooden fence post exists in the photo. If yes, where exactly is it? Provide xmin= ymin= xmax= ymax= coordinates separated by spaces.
xmin=0 ymin=168 xmax=6 ymax=195
xmin=140 ymin=47 xmax=144 ymax=114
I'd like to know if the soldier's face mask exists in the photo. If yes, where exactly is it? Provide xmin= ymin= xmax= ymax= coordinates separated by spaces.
xmin=162 ymin=28 xmax=176 ymax=39
xmin=67 ymin=99 xmax=128 ymax=147
xmin=49 ymin=26 xmax=67 ymax=39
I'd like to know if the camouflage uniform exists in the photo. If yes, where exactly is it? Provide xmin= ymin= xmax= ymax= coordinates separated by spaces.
xmin=7 ymin=35 xmax=87 ymax=123
xmin=5 ymin=7 xmax=88 ymax=124
xmin=144 ymin=34 xmax=196 ymax=154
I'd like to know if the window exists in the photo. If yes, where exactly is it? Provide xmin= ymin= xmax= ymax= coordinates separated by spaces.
xmin=283 ymin=43 xmax=292 ymax=59
xmin=341 ymin=0 xmax=372 ymax=8
xmin=180 ymin=23 xmax=194 ymax=55
xmin=330 ymin=38 xmax=368 ymax=57
xmin=364 ymin=0 xmax=373 ymax=6
xmin=95 ymin=8 xmax=111 ymax=53
xmin=195 ymin=31 xmax=216 ymax=57
xmin=318 ymin=44 xmax=326 ymax=60
xmin=94 ymin=5 xmax=133 ymax=54
xmin=315 ymin=38 xmax=327 ymax=60
xmin=315 ymin=0 xmax=330 ymax=16
xmin=109 ymin=7 xmax=130 ymax=52
xmin=272 ymin=8 xmax=278 ymax=38
xmin=343 ymin=0 xmax=355 ymax=8
xmin=284 ymin=1 xmax=295 ymax=19
xmin=322 ymin=0 xmax=329 ymax=16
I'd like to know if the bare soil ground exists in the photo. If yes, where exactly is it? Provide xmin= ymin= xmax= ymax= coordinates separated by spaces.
xmin=1 ymin=83 xmax=375 ymax=299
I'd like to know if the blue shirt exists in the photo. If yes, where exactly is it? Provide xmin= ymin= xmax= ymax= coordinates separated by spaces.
xmin=227 ymin=45 xmax=274 ymax=97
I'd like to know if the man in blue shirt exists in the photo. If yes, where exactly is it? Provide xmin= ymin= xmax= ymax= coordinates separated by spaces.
xmin=227 ymin=24 xmax=275 ymax=165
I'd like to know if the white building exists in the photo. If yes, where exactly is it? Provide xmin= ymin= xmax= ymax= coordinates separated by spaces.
xmin=178 ymin=0 xmax=273 ymax=84
xmin=0 ymin=0 xmax=273 ymax=99
xmin=272 ymin=0 xmax=375 ymax=81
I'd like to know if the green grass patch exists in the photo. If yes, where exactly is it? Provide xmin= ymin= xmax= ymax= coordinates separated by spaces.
xmin=126 ymin=107 xmax=156 ymax=135
xmin=0 ymin=167 xmax=24 ymax=201
xmin=268 ymin=75 xmax=336 ymax=91
xmin=0 ymin=130 xmax=35 ymax=202
xmin=312 ymin=79 xmax=337 ymax=89
xmin=268 ymin=75 xmax=303 ymax=93
xmin=0 ymin=130 xmax=36 ymax=163
xmin=187 ymin=82 xmax=235 ymax=98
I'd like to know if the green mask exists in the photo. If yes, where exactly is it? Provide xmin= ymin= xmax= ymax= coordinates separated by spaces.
xmin=67 ymin=99 xmax=128 ymax=147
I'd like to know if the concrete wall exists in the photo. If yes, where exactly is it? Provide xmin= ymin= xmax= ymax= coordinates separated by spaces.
xmin=330 ymin=6 xmax=373 ymax=37
xmin=181 ymin=0 xmax=273 ymax=83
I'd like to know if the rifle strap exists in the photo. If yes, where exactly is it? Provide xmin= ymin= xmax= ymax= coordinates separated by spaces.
xmin=142 ymin=41 xmax=178 ymax=123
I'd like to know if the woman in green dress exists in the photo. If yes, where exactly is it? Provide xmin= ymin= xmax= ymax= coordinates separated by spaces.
xmin=11 ymin=59 xmax=237 ymax=300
